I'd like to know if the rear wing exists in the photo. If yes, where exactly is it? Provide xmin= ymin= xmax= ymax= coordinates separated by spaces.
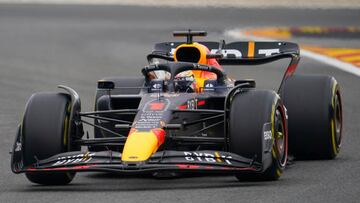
xmin=151 ymin=41 xmax=300 ymax=92
xmin=152 ymin=41 xmax=299 ymax=65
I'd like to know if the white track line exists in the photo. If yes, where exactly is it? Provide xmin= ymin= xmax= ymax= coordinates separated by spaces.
xmin=226 ymin=29 xmax=360 ymax=77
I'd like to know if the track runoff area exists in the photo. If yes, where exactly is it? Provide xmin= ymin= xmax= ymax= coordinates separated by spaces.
xmin=227 ymin=26 xmax=360 ymax=77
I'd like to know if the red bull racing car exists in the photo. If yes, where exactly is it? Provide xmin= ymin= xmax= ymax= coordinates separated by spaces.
xmin=11 ymin=30 xmax=343 ymax=185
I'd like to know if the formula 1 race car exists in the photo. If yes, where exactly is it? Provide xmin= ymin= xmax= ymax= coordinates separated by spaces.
xmin=11 ymin=30 xmax=343 ymax=185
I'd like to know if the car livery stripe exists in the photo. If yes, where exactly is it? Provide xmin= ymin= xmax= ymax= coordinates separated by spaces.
xmin=248 ymin=41 xmax=255 ymax=58
xmin=175 ymin=164 xmax=258 ymax=171
xmin=197 ymin=100 xmax=205 ymax=106
xmin=25 ymin=164 xmax=258 ymax=173
xmin=26 ymin=165 xmax=95 ymax=172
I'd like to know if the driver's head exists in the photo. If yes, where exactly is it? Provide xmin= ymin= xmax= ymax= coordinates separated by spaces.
xmin=174 ymin=70 xmax=196 ymax=93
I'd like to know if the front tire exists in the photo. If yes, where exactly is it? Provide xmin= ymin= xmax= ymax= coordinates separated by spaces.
xmin=228 ymin=90 xmax=288 ymax=181
xmin=22 ymin=92 xmax=75 ymax=185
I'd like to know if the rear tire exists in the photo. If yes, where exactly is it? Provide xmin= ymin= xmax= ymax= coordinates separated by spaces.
xmin=280 ymin=75 xmax=342 ymax=159
xmin=229 ymin=90 xmax=288 ymax=181
xmin=22 ymin=92 xmax=75 ymax=185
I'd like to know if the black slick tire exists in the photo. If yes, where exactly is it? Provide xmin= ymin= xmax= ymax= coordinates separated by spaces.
xmin=22 ymin=92 xmax=75 ymax=185
xmin=229 ymin=89 xmax=288 ymax=181
xmin=280 ymin=75 xmax=342 ymax=159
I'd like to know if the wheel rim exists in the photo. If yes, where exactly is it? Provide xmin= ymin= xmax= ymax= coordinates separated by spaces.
xmin=274 ymin=107 xmax=287 ymax=167
xmin=334 ymin=91 xmax=342 ymax=148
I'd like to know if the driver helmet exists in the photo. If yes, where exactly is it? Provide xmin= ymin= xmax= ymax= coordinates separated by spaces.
xmin=174 ymin=70 xmax=196 ymax=93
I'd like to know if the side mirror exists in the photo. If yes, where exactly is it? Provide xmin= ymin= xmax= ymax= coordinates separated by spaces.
xmin=234 ymin=79 xmax=256 ymax=88
xmin=97 ymin=80 xmax=115 ymax=89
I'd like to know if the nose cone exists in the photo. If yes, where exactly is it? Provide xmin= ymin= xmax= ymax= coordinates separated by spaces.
xmin=122 ymin=129 xmax=165 ymax=162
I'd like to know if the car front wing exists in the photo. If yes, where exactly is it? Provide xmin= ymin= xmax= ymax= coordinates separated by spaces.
xmin=12 ymin=150 xmax=263 ymax=174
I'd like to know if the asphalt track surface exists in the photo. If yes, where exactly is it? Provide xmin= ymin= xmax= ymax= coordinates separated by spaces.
xmin=0 ymin=4 xmax=359 ymax=203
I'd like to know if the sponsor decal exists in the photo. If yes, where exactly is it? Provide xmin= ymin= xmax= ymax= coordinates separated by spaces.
xmin=187 ymin=99 xmax=197 ymax=110
xmin=263 ymin=123 xmax=273 ymax=153
xmin=205 ymin=83 xmax=214 ymax=88
xmin=135 ymin=111 xmax=164 ymax=129
xmin=258 ymin=48 xmax=280 ymax=56
xmin=193 ymin=64 xmax=209 ymax=71
xmin=134 ymin=99 xmax=170 ymax=129
xmin=52 ymin=152 xmax=95 ymax=166
xmin=171 ymin=47 xmax=243 ymax=58
xmin=152 ymin=83 xmax=162 ymax=89
xmin=178 ymin=99 xmax=205 ymax=110
xmin=210 ymin=49 xmax=243 ymax=58
xmin=183 ymin=151 xmax=232 ymax=165
xmin=263 ymin=130 xmax=272 ymax=141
